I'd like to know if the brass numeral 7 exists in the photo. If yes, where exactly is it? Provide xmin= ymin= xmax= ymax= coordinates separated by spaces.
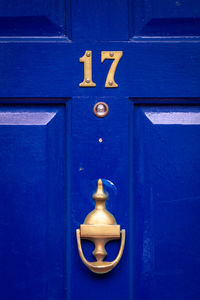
xmin=101 ymin=51 xmax=123 ymax=88
xmin=79 ymin=50 xmax=123 ymax=88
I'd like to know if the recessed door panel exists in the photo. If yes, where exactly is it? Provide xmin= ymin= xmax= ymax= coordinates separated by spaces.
xmin=0 ymin=105 xmax=66 ymax=300
xmin=0 ymin=0 xmax=67 ymax=36
xmin=133 ymin=0 xmax=200 ymax=36
xmin=134 ymin=105 xmax=200 ymax=300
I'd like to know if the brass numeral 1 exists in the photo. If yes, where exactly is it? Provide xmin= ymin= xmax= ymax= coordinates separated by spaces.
xmin=79 ymin=50 xmax=96 ymax=87
xmin=101 ymin=51 xmax=123 ymax=88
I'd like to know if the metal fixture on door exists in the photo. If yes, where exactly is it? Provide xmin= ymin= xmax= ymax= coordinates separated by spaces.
xmin=93 ymin=102 xmax=109 ymax=118
xmin=76 ymin=179 xmax=125 ymax=274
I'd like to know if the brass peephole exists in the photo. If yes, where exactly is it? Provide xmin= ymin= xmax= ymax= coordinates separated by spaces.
xmin=76 ymin=179 xmax=125 ymax=274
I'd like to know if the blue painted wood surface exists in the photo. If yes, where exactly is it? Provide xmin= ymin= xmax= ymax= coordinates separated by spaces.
xmin=0 ymin=0 xmax=67 ymax=36
xmin=0 ymin=0 xmax=200 ymax=300
xmin=71 ymin=97 xmax=129 ymax=299
xmin=0 ymin=105 xmax=66 ymax=299
xmin=0 ymin=42 xmax=200 ymax=97
xmin=134 ymin=104 xmax=200 ymax=299
xmin=133 ymin=0 xmax=200 ymax=36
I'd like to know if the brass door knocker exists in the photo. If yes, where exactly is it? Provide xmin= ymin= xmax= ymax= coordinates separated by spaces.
xmin=76 ymin=179 xmax=125 ymax=274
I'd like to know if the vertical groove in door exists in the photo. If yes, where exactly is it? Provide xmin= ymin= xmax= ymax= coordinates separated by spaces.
xmin=65 ymin=99 xmax=72 ymax=300
xmin=128 ymin=99 xmax=135 ymax=300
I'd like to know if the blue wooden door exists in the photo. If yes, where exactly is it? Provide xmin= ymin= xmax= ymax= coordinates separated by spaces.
xmin=0 ymin=1 xmax=200 ymax=299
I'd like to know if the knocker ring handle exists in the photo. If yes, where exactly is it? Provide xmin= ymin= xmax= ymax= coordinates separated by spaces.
xmin=76 ymin=179 xmax=126 ymax=274
xmin=76 ymin=229 xmax=125 ymax=274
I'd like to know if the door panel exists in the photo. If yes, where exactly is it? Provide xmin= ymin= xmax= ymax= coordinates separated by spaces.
xmin=133 ymin=0 xmax=200 ymax=36
xmin=0 ymin=0 xmax=67 ymax=36
xmin=0 ymin=105 xmax=66 ymax=300
xmin=134 ymin=104 xmax=200 ymax=299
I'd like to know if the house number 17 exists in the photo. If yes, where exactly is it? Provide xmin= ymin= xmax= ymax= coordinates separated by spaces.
xmin=79 ymin=50 xmax=123 ymax=88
